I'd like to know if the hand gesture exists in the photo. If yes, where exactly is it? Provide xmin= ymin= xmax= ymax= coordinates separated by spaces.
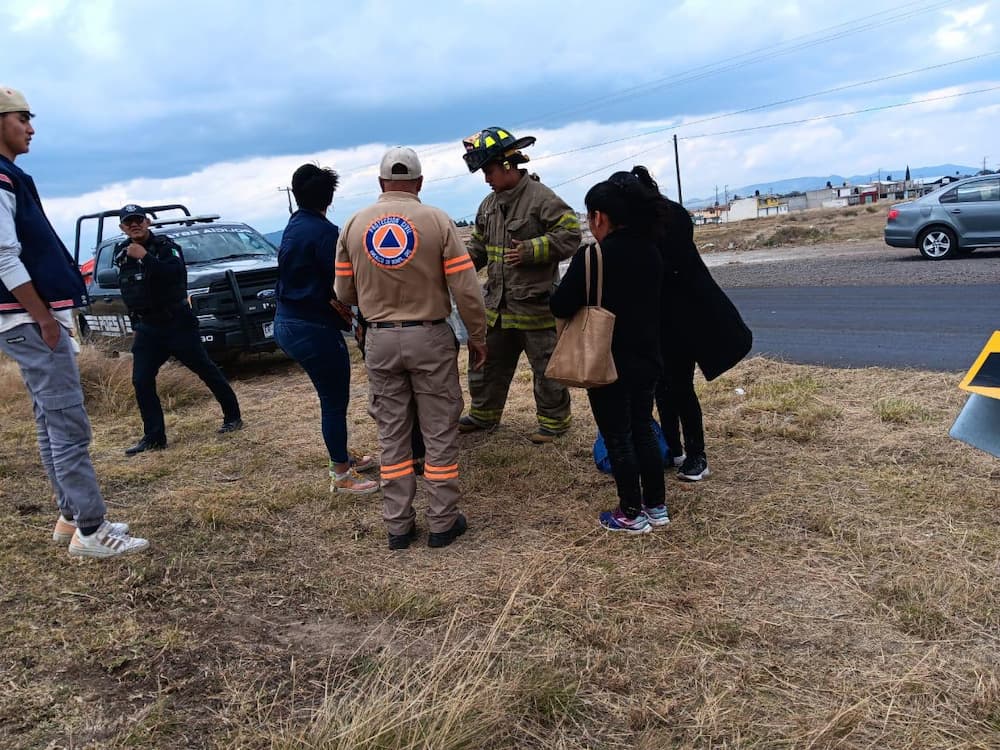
xmin=504 ymin=240 xmax=525 ymax=267
xmin=125 ymin=242 xmax=147 ymax=260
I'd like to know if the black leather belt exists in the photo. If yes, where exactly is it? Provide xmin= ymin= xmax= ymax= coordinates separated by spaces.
xmin=372 ymin=319 xmax=446 ymax=329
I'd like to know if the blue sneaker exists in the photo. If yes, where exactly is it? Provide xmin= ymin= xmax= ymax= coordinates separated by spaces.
xmin=643 ymin=504 xmax=671 ymax=527
xmin=599 ymin=509 xmax=652 ymax=535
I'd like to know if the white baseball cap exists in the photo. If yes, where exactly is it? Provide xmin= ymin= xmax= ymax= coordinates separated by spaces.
xmin=379 ymin=146 xmax=422 ymax=180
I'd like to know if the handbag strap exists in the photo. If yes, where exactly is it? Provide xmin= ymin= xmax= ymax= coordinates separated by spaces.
xmin=585 ymin=244 xmax=604 ymax=307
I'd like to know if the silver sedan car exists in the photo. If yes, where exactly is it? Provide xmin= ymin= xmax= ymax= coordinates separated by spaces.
xmin=884 ymin=174 xmax=1000 ymax=260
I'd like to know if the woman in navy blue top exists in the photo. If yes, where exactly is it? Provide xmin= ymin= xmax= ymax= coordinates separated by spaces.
xmin=274 ymin=164 xmax=377 ymax=494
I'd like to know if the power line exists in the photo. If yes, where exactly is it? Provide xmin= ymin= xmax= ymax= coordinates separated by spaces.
xmin=335 ymin=54 xmax=997 ymax=202
xmin=544 ymin=85 xmax=1000 ymax=192
xmin=516 ymin=0 xmax=959 ymax=127
xmin=526 ymin=51 xmax=999 ymax=166
xmin=335 ymin=0 xmax=960 ymax=179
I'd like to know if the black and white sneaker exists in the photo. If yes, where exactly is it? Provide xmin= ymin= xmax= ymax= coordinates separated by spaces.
xmin=677 ymin=455 xmax=710 ymax=482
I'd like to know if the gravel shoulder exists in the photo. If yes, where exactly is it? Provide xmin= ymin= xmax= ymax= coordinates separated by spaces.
xmin=705 ymin=241 xmax=1000 ymax=288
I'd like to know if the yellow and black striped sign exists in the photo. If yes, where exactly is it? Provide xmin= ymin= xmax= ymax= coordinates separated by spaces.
xmin=959 ymin=330 xmax=1000 ymax=400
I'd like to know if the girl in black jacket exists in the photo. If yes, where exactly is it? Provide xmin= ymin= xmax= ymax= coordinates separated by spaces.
xmin=550 ymin=173 xmax=668 ymax=534
xmin=631 ymin=166 xmax=752 ymax=482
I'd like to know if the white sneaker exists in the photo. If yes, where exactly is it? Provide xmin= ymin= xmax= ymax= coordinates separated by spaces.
xmin=68 ymin=521 xmax=149 ymax=558
xmin=53 ymin=516 xmax=128 ymax=544
xmin=671 ymin=453 xmax=686 ymax=468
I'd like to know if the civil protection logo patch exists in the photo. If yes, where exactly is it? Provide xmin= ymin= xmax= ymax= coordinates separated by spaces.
xmin=364 ymin=215 xmax=419 ymax=268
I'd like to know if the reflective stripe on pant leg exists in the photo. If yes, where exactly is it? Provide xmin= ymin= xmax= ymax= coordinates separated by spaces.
xmin=523 ymin=327 xmax=572 ymax=432
xmin=366 ymin=327 xmax=417 ymax=535
xmin=467 ymin=324 xmax=521 ymax=426
xmin=405 ymin=324 xmax=462 ymax=533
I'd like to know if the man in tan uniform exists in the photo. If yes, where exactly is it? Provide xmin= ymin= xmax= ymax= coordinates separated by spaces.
xmin=459 ymin=127 xmax=581 ymax=443
xmin=335 ymin=147 xmax=487 ymax=550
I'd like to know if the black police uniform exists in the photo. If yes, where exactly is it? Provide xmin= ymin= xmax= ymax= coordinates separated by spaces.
xmin=116 ymin=230 xmax=242 ymax=453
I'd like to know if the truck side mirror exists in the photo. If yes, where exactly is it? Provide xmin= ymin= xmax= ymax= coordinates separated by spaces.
xmin=96 ymin=268 xmax=120 ymax=288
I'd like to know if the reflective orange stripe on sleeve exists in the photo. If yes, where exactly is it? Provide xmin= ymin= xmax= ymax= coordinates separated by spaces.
xmin=335 ymin=261 xmax=354 ymax=277
xmin=381 ymin=459 xmax=415 ymax=480
xmin=443 ymin=255 xmax=474 ymax=275
xmin=423 ymin=462 xmax=459 ymax=480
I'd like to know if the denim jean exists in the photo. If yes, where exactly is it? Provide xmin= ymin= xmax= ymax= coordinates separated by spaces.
xmin=587 ymin=378 xmax=666 ymax=518
xmin=274 ymin=314 xmax=351 ymax=464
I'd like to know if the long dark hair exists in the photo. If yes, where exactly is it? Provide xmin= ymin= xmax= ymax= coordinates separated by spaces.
xmin=584 ymin=171 xmax=659 ymax=238
xmin=629 ymin=165 xmax=673 ymax=247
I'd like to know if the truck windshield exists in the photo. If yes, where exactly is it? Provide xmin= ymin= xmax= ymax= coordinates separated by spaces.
xmin=168 ymin=228 xmax=277 ymax=264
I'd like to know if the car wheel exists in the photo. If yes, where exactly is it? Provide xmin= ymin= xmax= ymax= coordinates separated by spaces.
xmin=917 ymin=227 xmax=957 ymax=260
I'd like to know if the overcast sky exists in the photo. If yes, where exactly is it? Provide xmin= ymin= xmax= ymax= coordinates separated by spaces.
xmin=3 ymin=0 xmax=997 ymax=251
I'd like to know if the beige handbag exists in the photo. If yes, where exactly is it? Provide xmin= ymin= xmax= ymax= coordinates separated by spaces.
xmin=545 ymin=244 xmax=618 ymax=388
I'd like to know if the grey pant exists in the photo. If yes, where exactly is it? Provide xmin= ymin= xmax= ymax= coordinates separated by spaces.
xmin=0 ymin=322 xmax=107 ymax=527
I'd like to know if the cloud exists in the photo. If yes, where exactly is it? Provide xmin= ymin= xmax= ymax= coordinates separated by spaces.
xmin=43 ymin=79 xmax=996 ymax=258
xmin=934 ymin=4 xmax=993 ymax=52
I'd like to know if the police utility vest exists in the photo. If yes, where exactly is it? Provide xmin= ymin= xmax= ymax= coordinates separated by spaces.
xmin=114 ymin=232 xmax=187 ymax=314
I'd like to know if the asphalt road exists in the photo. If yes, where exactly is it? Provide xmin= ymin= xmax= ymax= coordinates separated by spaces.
xmin=727 ymin=284 xmax=1000 ymax=371
xmin=710 ymin=243 xmax=1000 ymax=372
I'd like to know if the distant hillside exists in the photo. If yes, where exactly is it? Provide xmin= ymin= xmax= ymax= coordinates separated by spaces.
xmin=263 ymin=230 xmax=283 ymax=246
xmin=687 ymin=164 xmax=979 ymax=207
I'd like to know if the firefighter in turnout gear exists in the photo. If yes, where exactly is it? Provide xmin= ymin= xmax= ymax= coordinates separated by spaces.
xmin=459 ymin=127 xmax=581 ymax=443
xmin=114 ymin=204 xmax=242 ymax=455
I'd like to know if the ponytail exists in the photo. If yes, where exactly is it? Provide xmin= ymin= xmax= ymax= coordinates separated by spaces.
xmin=584 ymin=171 xmax=659 ymax=237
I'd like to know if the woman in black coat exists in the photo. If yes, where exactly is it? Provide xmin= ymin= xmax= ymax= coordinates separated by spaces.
xmin=631 ymin=166 xmax=752 ymax=481
xmin=550 ymin=174 xmax=668 ymax=534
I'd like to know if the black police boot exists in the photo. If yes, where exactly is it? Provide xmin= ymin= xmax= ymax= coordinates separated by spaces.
xmin=125 ymin=436 xmax=167 ymax=456
xmin=388 ymin=522 xmax=418 ymax=551
xmin=428 ymin=514 xmax=467 ymax=549
xmin=218 ymin=418 xmax=243 ymax=434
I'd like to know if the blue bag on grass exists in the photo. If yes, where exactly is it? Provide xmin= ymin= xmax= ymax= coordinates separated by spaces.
xmin=593 ymin=421 xmax=671 ymax=474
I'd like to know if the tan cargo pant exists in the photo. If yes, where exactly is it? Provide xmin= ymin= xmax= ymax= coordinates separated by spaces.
xmin=365 ymin=322 xmax=463 ymax=535
xmin=467 ymin=325 xmax=572 ymax=432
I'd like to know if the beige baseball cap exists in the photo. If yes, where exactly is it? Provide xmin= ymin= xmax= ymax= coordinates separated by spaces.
xmin=0 ymin=87 xmax=33 ymax=116
xmin=379 ymin=146 xmax=422 ymax=180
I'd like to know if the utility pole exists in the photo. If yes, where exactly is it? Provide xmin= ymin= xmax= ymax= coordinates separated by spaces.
xmin=278 ymin=186 xmax=294 ymax=215
xmin=724 ymin=185 xmax=729 ymax=204
xmin=673 ymin=134 xmax=683 ymax=207
xmin=714 ymin=185 xmax=719 ymax=206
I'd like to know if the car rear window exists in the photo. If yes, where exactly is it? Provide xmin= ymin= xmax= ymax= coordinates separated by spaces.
xmin=944 ymin=179 xmax=1000 ymax=204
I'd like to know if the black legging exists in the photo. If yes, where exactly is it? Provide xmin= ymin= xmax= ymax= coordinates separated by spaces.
xmin=654 ymin=351 xmax=705 ymax=460
xmin=588 ymin=379 xmax=665 ymax=518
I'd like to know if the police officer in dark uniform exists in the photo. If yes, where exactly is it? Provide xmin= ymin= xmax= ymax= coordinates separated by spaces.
xmin=115 ymin=204 xmax=243 ymax=455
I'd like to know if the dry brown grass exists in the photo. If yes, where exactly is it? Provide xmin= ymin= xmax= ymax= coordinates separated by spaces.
xmin=695 ymin=204 xmax=893 ymax=252
xmin=0 ymin=345 xmax=997 ymax=749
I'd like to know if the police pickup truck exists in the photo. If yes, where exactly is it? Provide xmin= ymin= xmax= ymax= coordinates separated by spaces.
xmin=73 ymin=204 xmax=280 ymax=361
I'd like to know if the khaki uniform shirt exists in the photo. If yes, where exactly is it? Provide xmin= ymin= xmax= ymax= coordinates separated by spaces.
xmin=467 ymin=172 xmax=581 ymax=329
xmin=335 ymin=191 xmax=486 ymax=345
